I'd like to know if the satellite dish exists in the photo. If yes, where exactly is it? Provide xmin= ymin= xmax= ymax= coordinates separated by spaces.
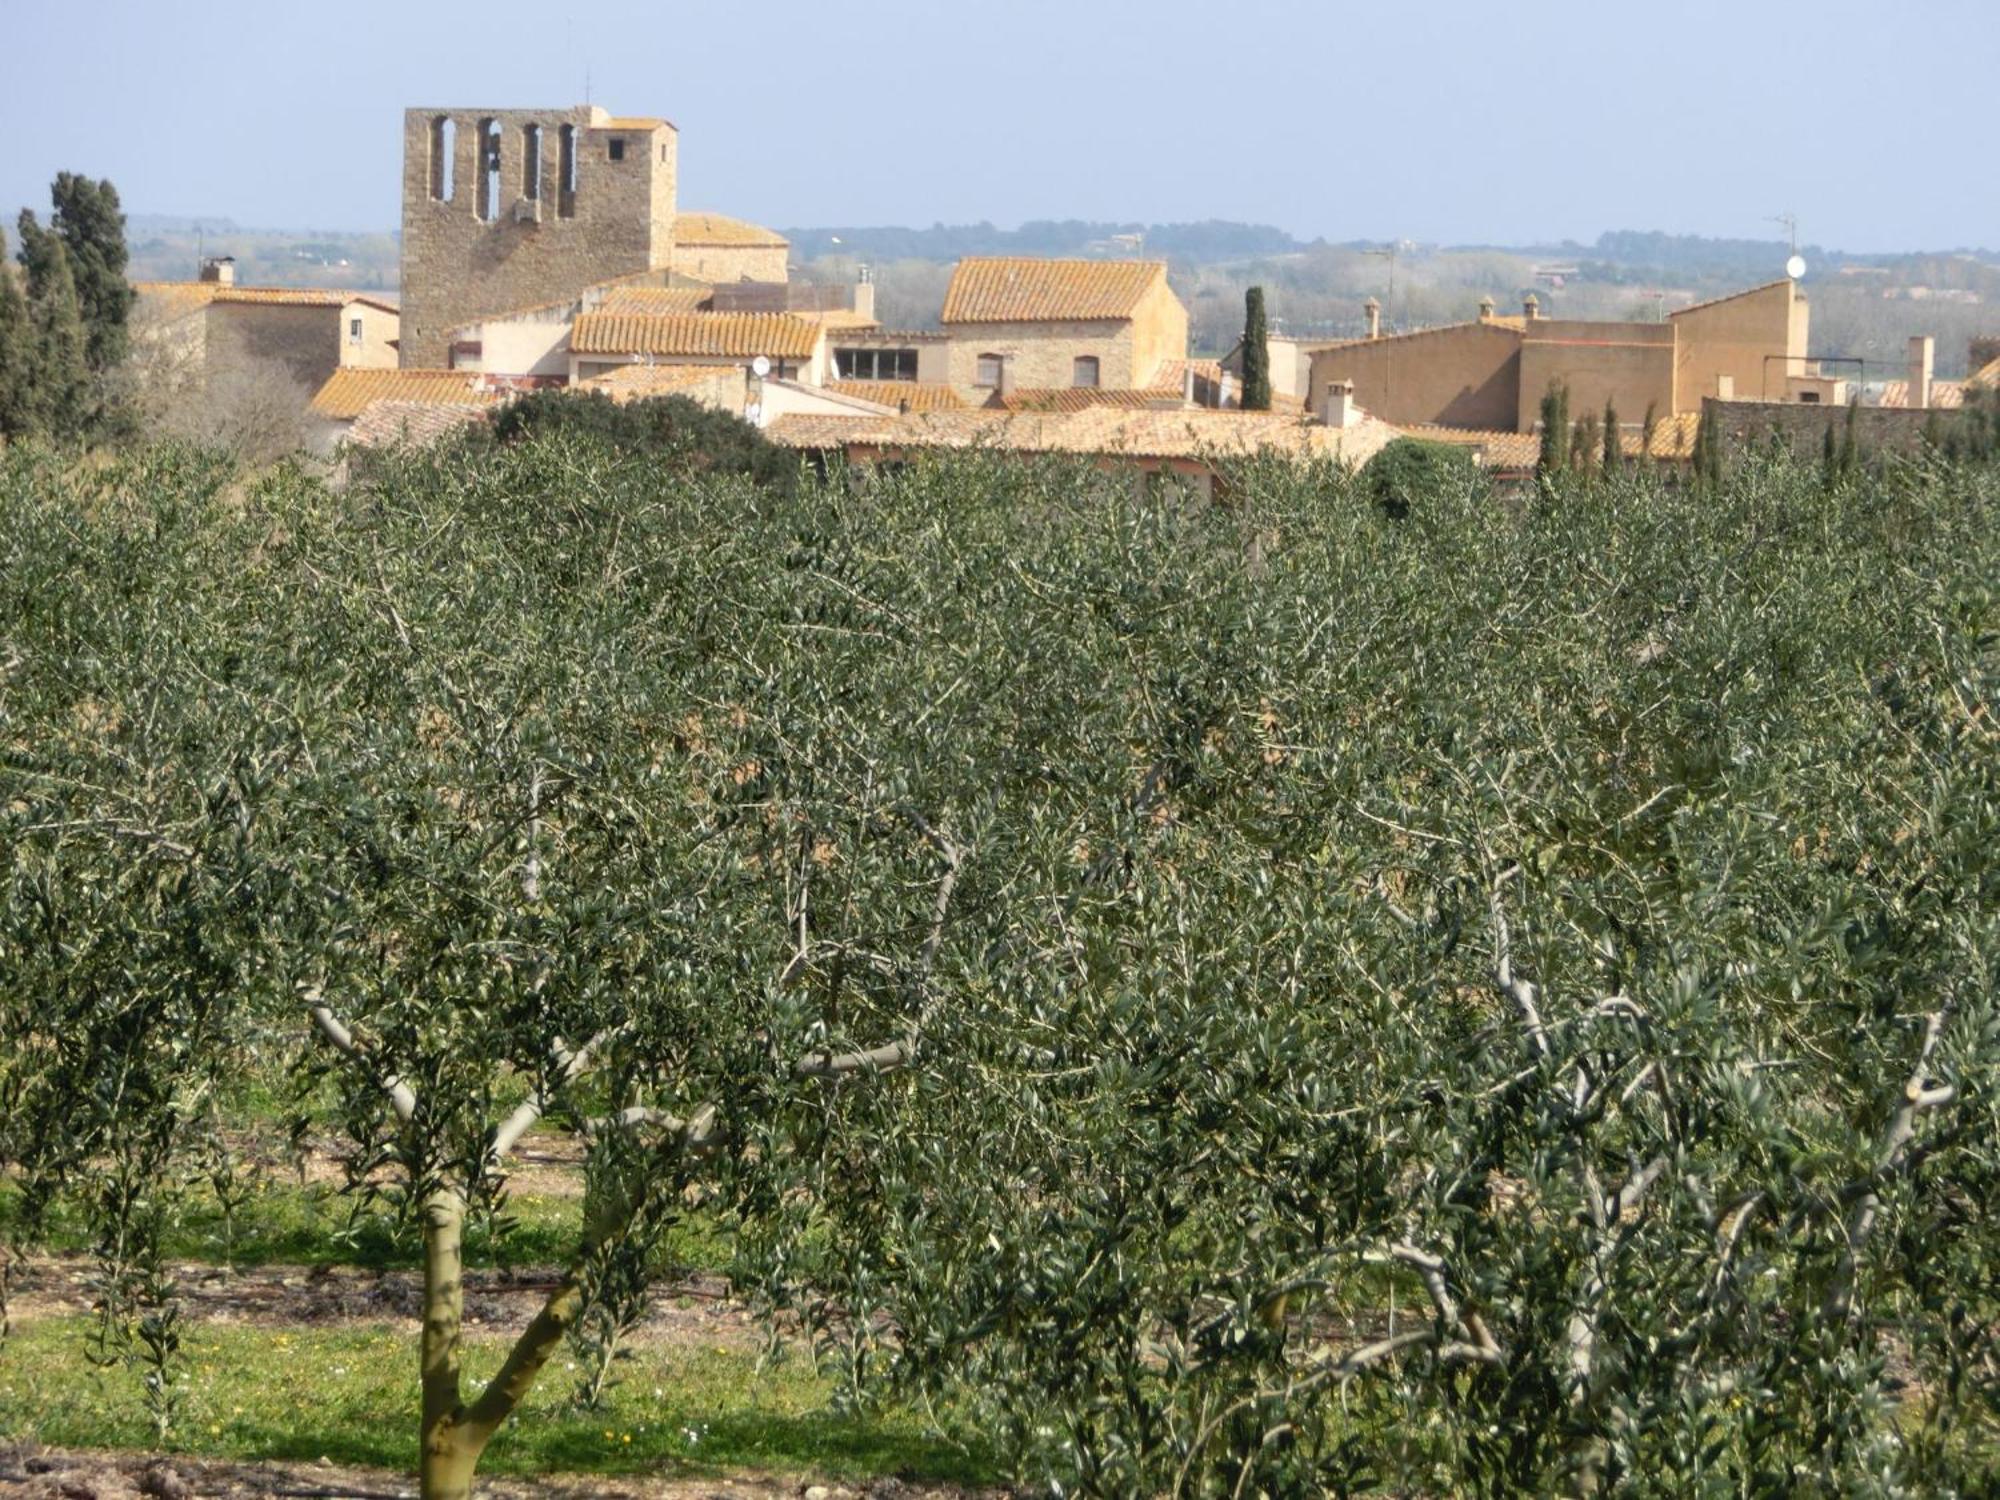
xmin=1785 ymin=254 xmax=1807 ymax=281
xmin=751 ymin=355 xmax=772 ymax=379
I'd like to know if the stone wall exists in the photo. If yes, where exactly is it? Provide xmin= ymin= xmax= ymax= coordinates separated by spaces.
xmin=1702 ymin=396 xmax=1965 ymax=460
xmin=944 ymin=319 xmax=1141 ymax=397
xmin=676 ymin=243 xmax=789 ymax=284
xmin=339 ymin=302 xmax=401 ymax=370
xmin=400 ymin=106 xmax=675 ymax=368
xmin=207 ymin=303 xmax=345 ymax=395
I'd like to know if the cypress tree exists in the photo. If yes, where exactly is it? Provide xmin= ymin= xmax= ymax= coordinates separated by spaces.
xmin=1241 ymin=287 xmax=1271 ymax=412
xmin=1538 ymin=381 xmax=1570 ymax=474
xmin=1821 ymin=422 xmax=1839 ymax=487
xmin=1601 ymin=399 xmax=1620 ymax=477
xmin=48 ymin=174 xmax=134 ymax=372
xmin=1639 ymin=401 xmax=1658 ymax=467
xmin=1839 ymin=398 xmax=1860 ymax=477
xmin=25 ymin=236 xmax=92 ymax=443
xmin=0 ymin=227 xmax=34 ymax=441
xmin=1573 ymin=413 xmax=1599 ymax=473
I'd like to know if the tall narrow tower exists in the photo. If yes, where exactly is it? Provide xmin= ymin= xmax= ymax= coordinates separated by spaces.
xmin=399 ymin=105 xmax=676 ymax=368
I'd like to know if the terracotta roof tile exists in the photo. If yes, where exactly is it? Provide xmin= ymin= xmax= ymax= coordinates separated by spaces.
xmin=1403 ymin=412 xmax=1702 ymax=470
xmin=1876 ymin=379 xmax=1966 ymax=409
xmin=134 ymin=282 xmax=399 ymax=316
xmin=311 ymin=368 xmax=500 ymax=421
xmin=571 ymin=311 xmax=822 ymax=359
xmin=577 ymin=363 xmax=746 ymax=406
xmin=941 ymin=257 xmax=1168 ymax=324
xmin=593 ymin=285 xmax=715 ymax=315
xmin=346 ymin=399 xmax=491 ymax=449
xmin=674 ymin=212 xmax=788 ymax=248
xmin=1969 ymin=355 xmax=2000 ymax=390
xmin=996 ymin=386 xmax=1183 ymax=413
xmin=769 ymin=406 xmax=1399 ymax=466
xmin=826 ymin=380 xmax=967 ymax=412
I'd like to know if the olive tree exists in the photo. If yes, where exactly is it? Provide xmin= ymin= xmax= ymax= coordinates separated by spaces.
xmin=5 ymin=432 xmax=1995 ymax=1498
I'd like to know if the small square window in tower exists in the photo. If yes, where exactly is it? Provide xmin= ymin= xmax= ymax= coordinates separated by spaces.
xmin=608 ymin=138 xmax=626 ymax=162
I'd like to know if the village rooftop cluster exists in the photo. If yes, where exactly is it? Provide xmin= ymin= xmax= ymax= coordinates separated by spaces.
xmin=132 ymin=102 xmax=2000 ymax=492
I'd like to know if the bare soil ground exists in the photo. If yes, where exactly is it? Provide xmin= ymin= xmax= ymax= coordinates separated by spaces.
xmin=6 ymin=1257 xmax=756 ymax=1351
xmin=0 ymin=1444 xmax=996 ymax=1499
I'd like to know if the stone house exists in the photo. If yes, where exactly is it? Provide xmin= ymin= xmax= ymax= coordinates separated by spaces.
xmin=132 ymin=260 xmax=400 ymax=397
xmin=938 ymin=258 xmax=1189 ymax=402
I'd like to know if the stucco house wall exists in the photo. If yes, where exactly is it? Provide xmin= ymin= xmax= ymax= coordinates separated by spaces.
xmin=1671 ymin=281 xmax=1808 ymax=408
xmin=1306 ymin=322 xmax=1522 ymax=429
xmin=1517 ymin=320 xmax=1675 ymax=430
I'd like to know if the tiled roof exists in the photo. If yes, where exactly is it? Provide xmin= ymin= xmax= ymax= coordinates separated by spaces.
xmin=799 ymin=308 xmax=881 ymax=330
xmin=674 ymin=212 xmax=788 ymax=248
xmin=826 ymin=380 xmax=967 ymax=412
xmin=595 ymin=115 xmax=670 ymax=131
xmin=571 ymin=311 xmax=823 ymax=359
xmin=310 ymin=368 xmax=500 ymax=421
xmin=593 ymin=285 xmax=715 ymax=316
xmin=1402 ymin=412 xmax=1702 ymax=470
xmin=346 ymin=399 xmax=492 ymax=450
xmin=1154 ymin=357 xmax=1224 ymax=387
xmin=1666 ymin=279 xmax=1793 ymax=320
xmin=1968 ymin=355 xmax=2000 ymax=390
xmin=996 ymin=386 xmax=1184 ymax=413
xmin=941 ymin=257 xmax=1167 ymax=324
xmin=1876 ymin=379 xmax=1967 ymax=410
xmin=769 ymin=405 xmax=1399 ymax=466
xmin=134 ymin=282 xmax=399 ymax=317
xmin=577 ymin=362 xmax=745 ymax=405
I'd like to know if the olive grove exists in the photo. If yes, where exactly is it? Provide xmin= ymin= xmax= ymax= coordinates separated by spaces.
xmin=1 ymin=427 xmax=1995 ymax=1496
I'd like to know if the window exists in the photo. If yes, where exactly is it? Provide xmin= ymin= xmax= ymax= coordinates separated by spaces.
xmin=348 ymin=317 xmax=363 ymax=345
xmin=1797 ymin=390 xmax=1821 ymax=404
xmin=608 ymin=137 xmax=626 ymax=162
xmin=1073 ymin=355 xmax=1100 ymax=388
xmin=521 ymin=123 xmax=542 ymax=200
xmin=429 ymin=116 xmax=455 ymax=202
xmin=834 ymin=347 xmax=918 ymax=382
xmin=476 ymin=117 xmax=501 ymax=222
xmin=558 ymin=125 xmax=577 ymax=218
xmin=975 ymin=353 xmax=1005 ymax=388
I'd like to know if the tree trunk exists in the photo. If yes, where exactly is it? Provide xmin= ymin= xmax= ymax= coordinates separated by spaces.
xmin=418 ymin=1187 xmax=487 ymax=1500
xmin=415 ymin=1182 xmax=591 ymax=1499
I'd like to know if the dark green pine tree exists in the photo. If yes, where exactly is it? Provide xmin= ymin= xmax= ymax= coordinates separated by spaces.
xmin=22 ymin=226 xmax=93 ymax=443
xmin=1639 ymin=401 xmax=1658 ymax=467
xmin=47 ymin=174 xmax=134 ymax=372
xmin=1601 ymin=399 xmax=1620 ymax=477
xmin=0 ymin=228 xmax=35 ymax=441
xmin=1240 ymin=287 xmax=1271 ymax=411
xmin=1538 ymin=381 xmax=1570 ymax=474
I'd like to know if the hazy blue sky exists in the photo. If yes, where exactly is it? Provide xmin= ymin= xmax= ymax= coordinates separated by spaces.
xmin=4 ymin=0 xmax=1993 ymax=251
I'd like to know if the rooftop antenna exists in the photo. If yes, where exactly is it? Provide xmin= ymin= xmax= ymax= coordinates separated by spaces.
xmin=1770 ymin=211 xmax=1807 ymax=280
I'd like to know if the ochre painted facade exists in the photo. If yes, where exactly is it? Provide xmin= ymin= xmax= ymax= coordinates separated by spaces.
xmin=1305 ymin=281 xmax=1812 ymax=434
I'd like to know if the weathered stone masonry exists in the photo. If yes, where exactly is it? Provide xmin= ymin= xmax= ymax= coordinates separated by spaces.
xmin=399 ymin=106 xmax=676 ymax=368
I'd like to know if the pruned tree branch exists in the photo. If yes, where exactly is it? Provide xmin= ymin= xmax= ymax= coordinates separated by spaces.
xmin=304 ymin=988 xmax=416 ymax=1123
xmin=490 ymin=1028 xmax=622 ymax=1160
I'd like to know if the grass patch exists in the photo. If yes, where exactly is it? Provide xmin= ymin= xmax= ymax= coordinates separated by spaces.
xmin=0 ymin=1317 xmax=990 ymax=1484
xmin=1 ymin=1176 xmax=730 ymax=1276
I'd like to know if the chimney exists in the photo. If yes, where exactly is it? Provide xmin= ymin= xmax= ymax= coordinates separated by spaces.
xmin=199 ymin=256 xmax=236 ymax=286
xmin=1363 ymin=297 xmax=1381 ymax=340
xmin=851 ymin=281 xmax=876 ymax=322
xmin=1183 ymin=364 xmax=1197 ymax=405
xmin=1907 ymin=335 xmax=1935 ymax=410
xmin=1321 ymin=379 xmax=1357 ymax=429
xmin=1523 ymin=292 xmax=1540 ymax=321
xmin=1478 ymin=294 xmax=1496 ymax=323
xmin=1715 ymin=374 xmax=1735 ymax=401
